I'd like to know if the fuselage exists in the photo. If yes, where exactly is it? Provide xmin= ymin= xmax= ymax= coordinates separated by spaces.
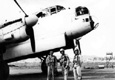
xmin=2 ymin=5 xmax=96 ymax=61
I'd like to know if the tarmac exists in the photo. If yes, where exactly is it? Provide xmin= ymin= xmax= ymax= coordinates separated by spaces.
xmin=8 ymin=67 xmax=115 ymax=80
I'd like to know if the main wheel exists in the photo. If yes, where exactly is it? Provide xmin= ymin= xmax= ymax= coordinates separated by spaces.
xmin=41 ymin=60 xmax=47 ymax=74
xmin=0 ymin=61 xmax=9 ymax=80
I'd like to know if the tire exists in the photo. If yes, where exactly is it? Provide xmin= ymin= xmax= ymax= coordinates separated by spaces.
xmin=41 ymin=60 xmax=47 ymax=74
xmin=0 ymin=61 xmax=9 ymax=80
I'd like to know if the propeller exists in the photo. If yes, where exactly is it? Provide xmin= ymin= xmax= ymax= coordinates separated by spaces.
xmin=14 ymin=0 xmax=38 ymax=52
xmin=25 ymin=15 xmax=38 ymax=52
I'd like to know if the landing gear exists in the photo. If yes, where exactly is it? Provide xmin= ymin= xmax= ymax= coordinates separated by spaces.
xmin=0 ymin=61 xmax=9 ymax=80
xmin=41 ymin=59 xmax=47 ymax=74
xmin=0 ymin=46 xmax=9 ymax=80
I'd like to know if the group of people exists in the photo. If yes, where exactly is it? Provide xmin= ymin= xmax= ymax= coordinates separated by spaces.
xmin=46 ymin=47 xmax=82 ymax=80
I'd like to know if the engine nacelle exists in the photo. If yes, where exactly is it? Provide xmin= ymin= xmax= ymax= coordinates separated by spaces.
xmin=0 ymin=19 xmax=29 ymax=45
xmin=0 ymin=15 xmax=38 ymax=45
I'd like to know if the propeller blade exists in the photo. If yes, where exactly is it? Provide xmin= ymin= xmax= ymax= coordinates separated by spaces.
xmin=14 ymin=0 xmax=28 ymax=17
xmin=26 ymin=27 xmax=35 ymax=52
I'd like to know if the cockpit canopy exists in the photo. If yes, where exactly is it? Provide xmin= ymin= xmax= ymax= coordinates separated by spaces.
xmin=75 ymin=6 xmax=89 ymax=16
xmin=36 ymin=5 xmax=65 ymax=18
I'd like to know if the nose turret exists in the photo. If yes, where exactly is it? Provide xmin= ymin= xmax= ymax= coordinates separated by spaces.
xmin=75 ymin=6 xmax=99 ymax=30
xmin=75 ymin=6 xmax=89 ymax=16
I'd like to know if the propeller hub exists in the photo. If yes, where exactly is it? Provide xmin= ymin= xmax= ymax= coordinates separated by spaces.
xmin=25 ymin=15 xmax=38 ymax=27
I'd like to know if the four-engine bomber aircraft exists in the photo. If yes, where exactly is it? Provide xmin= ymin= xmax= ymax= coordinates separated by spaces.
xmin=0 ymin=0 xmax=98 ymax=80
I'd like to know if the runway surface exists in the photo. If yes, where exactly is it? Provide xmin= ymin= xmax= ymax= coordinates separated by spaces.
xmin=8 ymin=67 xmax=115 ymax=80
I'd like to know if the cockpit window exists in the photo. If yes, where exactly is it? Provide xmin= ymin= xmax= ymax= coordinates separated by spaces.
xmin=50 ymin=5 xmax=65 ymax=15
xmin=36 ymin=12 xmax=45 ymax=18
xmin=36 ymin=9 xmax=49 ymax=18
xmin=50 ymin=7 xmax=56 ymax=14
xmin=75 ymin=6 xmax=89 ymax=16
xmin=36 ymin=5 xmax=65 ymax=18
xmin=56 ymin=5 xmax=65 ymax=12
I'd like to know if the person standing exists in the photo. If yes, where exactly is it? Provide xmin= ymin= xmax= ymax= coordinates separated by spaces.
xmin=46 ymin=51 xmax=57 ymax=80
xmin=73 ymin=47 xmax=82 ymax=80
xmin=59 ymin=48 xmax=70 ymax=80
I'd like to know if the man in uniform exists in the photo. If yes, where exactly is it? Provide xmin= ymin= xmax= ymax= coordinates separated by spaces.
xmin=46 ymin=51 xmax=57 ymax=80
xmin=73 ymin=47 xmax=82 ymax=80
xmin=59 ymin=48 xmax=70 ymax=80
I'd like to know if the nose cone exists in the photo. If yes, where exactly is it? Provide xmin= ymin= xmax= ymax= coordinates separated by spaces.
xmin=65 ymin=14 xmax=99 ymax=39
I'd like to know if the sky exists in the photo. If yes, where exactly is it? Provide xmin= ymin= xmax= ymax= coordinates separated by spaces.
xmin=0 ymin=0 xmax=115 ymax=57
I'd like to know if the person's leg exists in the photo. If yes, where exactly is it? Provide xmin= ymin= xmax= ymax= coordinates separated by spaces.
xmin=66 ymin=68 xmax=69 ymax=79
xmin=47 ymin=66 xmax=51 ymax=80
xmin=73 ymin=67 xmax=77 ymax=80
xmin=52 ymin=67 xmax=54 ymax=80
xmin=62 ymin=67 xmax=64 ymax=75
xmin=77 ymin=66 xmax=82 ymax=80
xmin=64 ymin=69 xmax=68 ymax=80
